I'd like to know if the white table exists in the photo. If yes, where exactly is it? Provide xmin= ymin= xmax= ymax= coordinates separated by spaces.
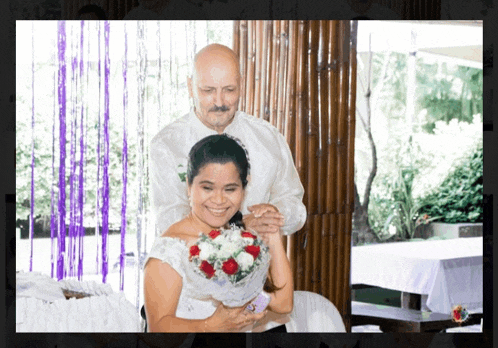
xmin=351 ymin=237 xmax=483 ymax=314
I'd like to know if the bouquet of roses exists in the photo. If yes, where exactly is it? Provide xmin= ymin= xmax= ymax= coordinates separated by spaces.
xmin=451 ymin=304 xmax=470 ymax=323
xmin=186 ymin=225 xmax=271 ymax=307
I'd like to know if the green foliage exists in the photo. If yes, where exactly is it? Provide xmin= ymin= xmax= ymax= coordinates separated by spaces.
xmin=419 ymin=142 xmax=483 ymax=223
xmin=368 ymin=194 xmax=394 ymax=241
xmin=417 ymin=63 xmax=483 ymax=133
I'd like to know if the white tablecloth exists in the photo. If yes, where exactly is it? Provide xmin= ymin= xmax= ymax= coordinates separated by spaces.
xmin=351 ymin=237 xmax=483 ymax=314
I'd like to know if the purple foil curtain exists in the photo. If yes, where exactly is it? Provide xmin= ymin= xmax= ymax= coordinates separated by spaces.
xmin=57 ymin=21 xmax=67 ymax=281
xmin=95 ymin=21 xmax=102 ymax=276
xmin=78 ymin=20 xmax=86 ymax=280
xmin=120 ymin=23 xmax=129 ymax=291
xmin=102 ymin=20 xmax=110 ymax=283
xmin=68 ymin=28 xmax=77 ymax=278
xmin=29 ymin=22 xmax=35 ymax=272
xmin=51 ymin=71 xmax=57 ymax=279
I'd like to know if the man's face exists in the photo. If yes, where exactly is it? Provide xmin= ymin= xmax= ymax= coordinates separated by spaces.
xmin=189 ymin=57 xmax=240 ymax=134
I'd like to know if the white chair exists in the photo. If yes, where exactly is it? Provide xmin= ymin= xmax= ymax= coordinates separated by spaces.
xmin=253 ymin=290 xmax=346 ymax=332
xmin=285 ymin=291 xmax=346 ymax=332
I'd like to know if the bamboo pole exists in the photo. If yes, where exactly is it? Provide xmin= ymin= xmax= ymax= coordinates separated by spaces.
xmin=336 ymin=21 xmax=349 ymax=215
xmin=343 ymin=213 xmax=353 ymax=322
xmin=246 ymin=21 xmax=256 ymax=116
xmin=297 ymin=228 xmax=305 ymax=290
xmin=277 ymin=21 xmax=289 ymax=135
xmin=284 ymin=20 xmax=298 ymax=147
xmin=317 ymin=21 xmax=329 ymax=215
xmin=253 ymin=21 xmax=263 ymax=118
xmin=328 ymin=214 xmax=337 ymax=301
xmin=326 ymin=21 xmax=339 ymax=215
xmin=335 ymin=214 xmax=346 ymax=313
xmin=294 ymin=20 xmax=307 ymax=185
xmin=306 ymin=21 xmax=319 ymax=215
xmin=239 ymin=21 xmax=248 ymax=112
xmin=320 ymin=213 xmax=330 ymax=296
xmin=305 ymin=21 xmax=319 ymax=295
xmin=347 ymin=21 xmax=358 ymax=218
xmin=262 ymin=21 xmax=272 ymax=122
xmin=312 ymin=214 xmax=321 ymax=294
xmin=291 ymin=20 xmax=307 ymax=289
xmin=232 ymin=21 xmax=240 ymax=58
xmin=269 ymin=21 xmax=281 ymax=128
xmin=260 ymin=21 xmax=271 ymax=121
xmin=304 ymin=218 xmax=312 ymax=291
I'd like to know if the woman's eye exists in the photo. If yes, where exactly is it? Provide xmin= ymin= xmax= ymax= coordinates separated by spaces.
xmin=203 ymin=187 xmax=213 ymax=191
xmin=225 ymin=188 xmax=236 ymax=192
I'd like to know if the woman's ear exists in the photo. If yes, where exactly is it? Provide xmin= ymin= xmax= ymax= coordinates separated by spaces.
xmin=186 ymin=178 xmax=191 ymax=195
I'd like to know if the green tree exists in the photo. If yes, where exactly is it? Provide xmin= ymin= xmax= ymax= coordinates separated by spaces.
xmin=417 ymin=63 xmax=483 ymax=133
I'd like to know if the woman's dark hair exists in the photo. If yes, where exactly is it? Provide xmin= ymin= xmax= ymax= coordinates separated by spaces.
xmin=77 ymin=4 xmax=107 ymax=20
xmin=187 ymin=134 xmax=250 ymax=188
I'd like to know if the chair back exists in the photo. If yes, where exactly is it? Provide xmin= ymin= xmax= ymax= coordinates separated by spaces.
xmin=285 ymin=291 xmax=346 ymax=332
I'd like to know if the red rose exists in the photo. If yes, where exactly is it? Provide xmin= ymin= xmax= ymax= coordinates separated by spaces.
xmin=222 ymin=258 xmax=239 ymax=275
xmin=209 ymin=230 xmax=221 ymax=239
xmin=189 ymin=245 xmax=200 ymax=259
xmin=241 ymin=231 xmax=257 ymax=239
xmin=200 ymin=261 xmax=216 ymax=278
xmin=245 ymin=245 xmax=260 ymax=259
xmin=453 ymin=310 xmax=461 ymax=321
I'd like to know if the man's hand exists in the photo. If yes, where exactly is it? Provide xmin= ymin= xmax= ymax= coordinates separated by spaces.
xmin=243 ymin=204 xmax=285 ymax=235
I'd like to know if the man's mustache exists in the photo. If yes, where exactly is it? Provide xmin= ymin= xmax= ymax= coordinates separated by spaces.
xmin=209 ymin=105 xmax=229 ymax=112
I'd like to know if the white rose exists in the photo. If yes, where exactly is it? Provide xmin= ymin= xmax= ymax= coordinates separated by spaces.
xmin=198 ymin=242 xmax=217 ymax=260
xmin=229 ymin=231 xmax=243 ymax=242
xmin=222 ymin=242 xmax=240 ymax=256
xmin=216 ymin=248 xmax=232 ymax=259
xmin=214 ymin=235 xmax=227 ymax=245
xmin=236 ymin=252 xmax=254 ymax=270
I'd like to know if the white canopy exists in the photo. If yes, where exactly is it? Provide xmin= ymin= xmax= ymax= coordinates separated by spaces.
xmin=357 ymin=21 xmax=482 ymax=69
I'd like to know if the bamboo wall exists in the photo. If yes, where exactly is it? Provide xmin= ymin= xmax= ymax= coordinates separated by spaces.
xmin=233 ymin=20 xmax=358 ymax=331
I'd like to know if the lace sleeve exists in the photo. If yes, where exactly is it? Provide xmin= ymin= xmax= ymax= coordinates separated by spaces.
xmin=145 ymin=237 xmax=188 ymax=279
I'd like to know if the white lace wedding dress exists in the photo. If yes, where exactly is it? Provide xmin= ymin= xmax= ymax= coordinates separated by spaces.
xmin=145 ymin=236 xmax=291 ymax=333
xmin=146 ymin=237 xmax=221 ymax=321
xmin=145 ymin=236 xmax=347 ymax=333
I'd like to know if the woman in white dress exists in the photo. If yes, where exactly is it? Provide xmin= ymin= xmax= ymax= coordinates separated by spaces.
xmin=143 ymin=134 xmax=293 ymax=332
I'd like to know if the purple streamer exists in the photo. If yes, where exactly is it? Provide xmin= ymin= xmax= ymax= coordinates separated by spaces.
xmin=96 ymin=21 xmax=101 ymax=275
xmin=57 ymin=21 xmax=67 ymax=281
xmin=69 ymin=42 xmax=77 ymax=277
xmin=51 ymin=71 xmax=57 ymax=278
xmin=29 ymin=22 xmax=35 ymax=272
xmin=120 ymin=23 xmax=129 ymax=291
xmin=78 ymin=20 xmax=85 ymax=280
xmin=102 ymin=21 xmax=110 ymax=283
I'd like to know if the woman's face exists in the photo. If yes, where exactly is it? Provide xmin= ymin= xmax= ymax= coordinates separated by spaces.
xmin=188 ymin=162 xmax=245 ymax=229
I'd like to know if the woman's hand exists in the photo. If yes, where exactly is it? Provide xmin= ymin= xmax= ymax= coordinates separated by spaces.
xmin=206 ymin=302 xmax=267 ymax=332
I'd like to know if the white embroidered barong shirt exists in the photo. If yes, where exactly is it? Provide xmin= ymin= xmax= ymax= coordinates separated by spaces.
xmin=150 ymin=110 xmax=307 ymax=236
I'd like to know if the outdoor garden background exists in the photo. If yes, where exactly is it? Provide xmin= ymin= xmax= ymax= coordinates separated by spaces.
xmin=16 ymin=21 xmax=483 ymax=312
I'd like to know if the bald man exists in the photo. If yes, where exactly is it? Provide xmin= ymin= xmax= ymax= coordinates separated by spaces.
xmin=149 ymin=44 xmax=306 ymax=238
